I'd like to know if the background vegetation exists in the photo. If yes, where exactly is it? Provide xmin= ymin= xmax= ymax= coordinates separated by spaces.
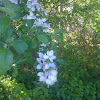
xmin=0 ymin=0 xmax=100 ymax=100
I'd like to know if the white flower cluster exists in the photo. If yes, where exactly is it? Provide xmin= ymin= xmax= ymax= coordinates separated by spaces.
xmin=24 ymin=0 xmax=50 ymax=32
xmin=26 ymin=0 xmax=47 ymax=15
xmin=33 ymin=18 xmax=50 ymax=32
xmin=36 ymin=44 xmax=57 ymax=85
xmin=9 ymin=0 xmax=18 ymax=4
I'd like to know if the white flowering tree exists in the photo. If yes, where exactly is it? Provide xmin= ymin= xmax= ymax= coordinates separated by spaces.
xmin=0 ymin=0 xmax=66 ymax=86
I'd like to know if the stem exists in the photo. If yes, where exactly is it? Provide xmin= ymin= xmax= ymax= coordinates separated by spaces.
xmin=15 ymin=57 xmax=24 ymax=64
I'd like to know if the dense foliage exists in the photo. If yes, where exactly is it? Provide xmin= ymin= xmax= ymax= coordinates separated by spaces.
xmin=0 ymin=0 xmax=100 ymax=100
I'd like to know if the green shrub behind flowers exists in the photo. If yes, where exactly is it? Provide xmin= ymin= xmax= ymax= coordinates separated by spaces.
xmin=0 ymin=0 xmax=100 ymax=100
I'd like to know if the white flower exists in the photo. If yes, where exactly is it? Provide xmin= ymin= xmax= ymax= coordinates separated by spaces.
xmin=50 ymin=70 xmax=58 ymax=76
xmin=41 ymin=8 xmax=44 ymax=11
xmin=42 ymin=18 xmax=47 ymax=22
xmin=38 ymin=52 xmax=44 ymax=58
xmin=25 ymin=23 xmax=28 ymax=27
xmin=44 ymin=23 xmax=50 ymax=29
xmin=45 ymin=71 xmax=49 ymax=77
xmin=42 ymin=66 xmax=45 ymax=71
xmin=39 ymin=76 xmax=46 ymax=82
xmin=27 ymin=3 xmax=32 ymax=9
xmin=48 ymin=75 xmax=57 ymax=83
xmin=36 ymin=3 xmax=40 ymax=11
xmin=41 ymin=8 xmax=48 ymax=16
xmin=44 ymin=63 xmax=50 ymax=69
xmin=36 ymin=64 xmax=42 ymax=69
xmin=44 ymin=11 xmax=47 ymax=16
xmin=31 ymin=6 xmax=35 ymax=11
xmin=35 ymin=18 xmax=43 ymax=26
xmin=43 ymin=54 xmax=49 ymax=59
xmin=25 ymin=0 xmax=57 ymax=86
xmin=46 ymin=79 xmax=54 ymax=85
xmin=49 ymin=63 xmax=56 ymax=68
xmin=27 ymin=0 xmax=40 ymax=12
xmin=27 ymin=15 xmax=36 ymax=20
xmin=36 ymin=58 xmax=42 ymax=63
xmin=23 ymin=11 xmax=36 ymax=20
xmin=43 ymin=50 xmax=56 ymax=62
xmin=49 ymin=56 xmax=56 ymax=62
xmin=47 ymin=50 xmax=54 ymax=56
xmin=25 ymin=0 xmax=50 ymax=31
xmin=32 ymin=0 xmax=37 ymax=5
xmin=44 ymin=63 xmax=55 ymax=69
xmin=37 ymin=49 xmax=57 ymax=85
xmin=37 ymin=72 xmax=43 ymax=76
xmin=43 ymin=29 xmax=47 ymax=33
xmin=37 ymin=52 xmax=46 ymax=62
xmin=40 ymin=43 xmax=46 ymax=47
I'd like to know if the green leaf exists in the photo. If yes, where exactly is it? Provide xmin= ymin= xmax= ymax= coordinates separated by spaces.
xmin=31 ymin=40 xmax=37 ymax=49
xmin=57 ymin=59 xmax=67 ymax=65
xmin=0 ymin=94 xmax=4 ymax=99
xmin=37 ymin=34 xmax=49 ymax=45
xmin=51 ymin=43 xmax=57 ymax=56
xmin=0 ymin=16 xmax=10 ymax=33
xmin=0 ymin=49 xmax=13 ymax=74
xmin=3 ymin=0 xmax=22 ymax=19
xmin=26 ymin=20 xmax=35 ymax=28
xmin=3 ymin=0 xmax=21 ymax=12
xmin=13 ymin=40 xmax=28 ymax=54
xmin=36 ymin=27 xmax=44 ymax=34
xmin=0 ymin=7 xmax=15 ymax=17
xmin=6 ymin=27 xmax=14 ymax=37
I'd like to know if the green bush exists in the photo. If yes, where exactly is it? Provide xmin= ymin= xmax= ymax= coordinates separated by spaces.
xmin=0 ymin=0 xmax=100 ymax=100
xmin=0 ymin=77 xmax=31 ymax=100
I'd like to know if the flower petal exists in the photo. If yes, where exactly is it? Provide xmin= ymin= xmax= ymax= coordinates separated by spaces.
xmin=43 ymin=54 xmax=49 ymax=59
xmin=38 ymin=52 xmax=44 ymax=58
xmin=48 ymin=75 xmax=57 ymax=82
xmin=36 ymin=58 xmax=42 ymax=63
xmin=45 ymin=64 xmax=50 ymax=69
xmin=39 ymin=76 xmax=46 ymax=82
xmin=46 ymin=79 xmax=54 ymax=85
xmin=36 ymin=64 xmax=42 ymax=69
xmin=37 ymin=72 xmax=43 ymax=76
xmin=50 ymin=70 xmax=58 ymax=76
xmin=49 ymin=63 xmax=56 ymax=68
xmin=51 ymin=56 xmax=56 ymax=60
